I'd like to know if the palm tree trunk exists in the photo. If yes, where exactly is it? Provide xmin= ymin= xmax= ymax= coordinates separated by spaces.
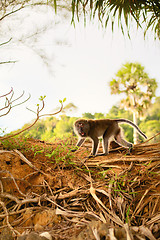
xmin=133 ymin=111 xmax=139 ymax=144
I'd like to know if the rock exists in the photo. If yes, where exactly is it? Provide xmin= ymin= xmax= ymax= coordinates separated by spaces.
xmin=40 ymin=232 xmax=52 ymax=240
xmin=72 ymin=221 xmax=128 ymax=240
xmin=0 ymin=227 xmax=14 ymax=240
xmin=33 ymin=209 xmax=60 ymax=227
xmin=25 ymin=232 xmax=41 ymax=240
xmin=34 ymin=223 xmax=44 ymax=232
xmin=17 ymin=232 xmax=51 ymax=240
xmin=22 ymin=209 xmax=33 ymax=227
xmin=17 ymin=235 xmax=27 ymax=240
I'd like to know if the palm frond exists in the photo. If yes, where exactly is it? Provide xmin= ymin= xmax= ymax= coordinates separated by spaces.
xmin=71 ymin=0 xmax=160 ymax=39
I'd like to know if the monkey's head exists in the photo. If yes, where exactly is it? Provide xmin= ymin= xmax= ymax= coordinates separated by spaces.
xmin=74 ymin=119 xmax=90 ymax=137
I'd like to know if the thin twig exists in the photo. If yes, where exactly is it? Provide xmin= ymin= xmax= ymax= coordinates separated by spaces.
xmin=0 ymin=170 xmax=26 ymax=197
xmin=0 ymin=87 xmax=13 ymax=98
xmin=0 ymin=200 xmax=20 ymax=236
xmin=0 ymin=100 xmax=63 ymax=140
xmin=0 ymin=38 xmax=12 ymax=47
xmin=0 ymin=60 xmax=17 ymax=64
xmin=135 ymin=132 xmax=160 ymax=146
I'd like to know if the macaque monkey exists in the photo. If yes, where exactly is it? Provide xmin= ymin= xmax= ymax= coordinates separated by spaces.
xmin=72 ymin=118 xmax=147 ymax=157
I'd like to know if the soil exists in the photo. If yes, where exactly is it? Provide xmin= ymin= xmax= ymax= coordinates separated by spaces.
xmin=0 ymin=137 xmax=160 ymax=240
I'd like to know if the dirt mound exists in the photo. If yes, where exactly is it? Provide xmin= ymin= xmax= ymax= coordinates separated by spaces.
xmin=0 ymin=137 xmax=160 ymax=239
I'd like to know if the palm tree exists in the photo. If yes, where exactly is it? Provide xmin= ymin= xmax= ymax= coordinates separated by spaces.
xmin=109 ymin=62 xmax=157 ymax=144
xmin=71 ymin=0 xmax=160 ymax=39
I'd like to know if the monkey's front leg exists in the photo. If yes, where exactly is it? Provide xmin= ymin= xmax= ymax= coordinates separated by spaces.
xmin=93 ymin=137 xmax=109 ymax=157
xmin=88 ymin=137 xmax=99 ymax=158
xmin=71 ymin=138 xmax=85 ymax=152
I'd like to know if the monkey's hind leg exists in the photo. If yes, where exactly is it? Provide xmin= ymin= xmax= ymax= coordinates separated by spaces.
xmin=115 ymin=130 xmax=133 ymax=154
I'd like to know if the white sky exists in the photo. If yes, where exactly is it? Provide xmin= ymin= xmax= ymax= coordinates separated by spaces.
xmin=0 ymin=7 xmax=160 ymax=133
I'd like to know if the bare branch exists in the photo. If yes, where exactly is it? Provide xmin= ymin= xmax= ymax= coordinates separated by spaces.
xmin=0 ymin=170 xmax=26 ymax=197
xmin=0 ymin=98 xmax=63 ymax=140
xmin=0 ymin=5 xmax=25 ymax=22
xmin=0 ymin=38 xmax=12 ymax=47
xmin=0 ymin=88 xmax=64 ymax=140
xmin=11 ymin=90 xmax=25 ymax=104
xmin=0 ymin=38 xmax=17 ymax=65
xmin=0 ymin=101 xmax=12 ymax=117
xmin=0 ymin=60 xmax=17 ymax=64
xmin=0 ymin=87 xmax=13 ymax=98
xmin=40 ymin=101 xmax=63 ymax=117
xmin=0 ymin=98 xmax=10 ymax=111
xmin=12 ymin=94 xmax=31 ymax=108
xmin=0 ymin=192 xmax=46 ymax=206
xmin=0 ymin=200 xmax=20 ymax=236
xmin=0 ymin=89 xmax=30 ymax=118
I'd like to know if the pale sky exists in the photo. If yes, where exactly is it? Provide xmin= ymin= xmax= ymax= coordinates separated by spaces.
xmin=0 ymin=7 xmax=160 ymax=133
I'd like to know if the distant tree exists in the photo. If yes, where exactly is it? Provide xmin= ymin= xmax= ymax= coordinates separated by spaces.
xmin=21 ymin=116 xmax=58 ymax=140
xmin=61 ymin=102 xmax=77 ymax=114
xmin=109 ymin=62 xmax=157 ymax=144
xmin=0 ymin=0 xmax=69 ymax=65
xmin=21 ymin=121 xmax=46 ymax=139
xmin=82 ymin=112 xmax=95 ymax=119
xmin=140 ymin=120 xmax=160 ymax=142
xmin=146 ymin=97 xmax=160 ymax=121
xmin=94 ymin=112 xmax=105 ymax=119
xmin=106 ymin=105 xmax=133 ymax=142
xmin=53 ymin=115 xmax=76 ymax=139
xmin=0 ymin=0 xmax=68 ymax=21
xmin=106 ymin=105 xmax=133 ymax=120
xmin=139 ymin=97 xmax=160 ymax=142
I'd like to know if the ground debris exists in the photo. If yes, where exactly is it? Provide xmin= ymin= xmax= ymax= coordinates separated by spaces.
xmin=0 ymin=137 xmax=160 ymax=239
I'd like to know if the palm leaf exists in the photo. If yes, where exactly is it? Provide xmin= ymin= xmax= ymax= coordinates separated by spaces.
xmin=71 ymin=0 xmax=160 ymax=39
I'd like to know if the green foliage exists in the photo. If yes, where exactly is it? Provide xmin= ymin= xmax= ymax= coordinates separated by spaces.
xmin=21 ymin=117 xmax=58 ymax=140
xmin=139 ymin=120 xmax=160 ymax=141
xmin=82 ymin=112 xmax=95 ymax=119
xmin=59 ymin=98 xmax=66 ymax=104
xmin=106 ymin=98 xmax=160 ymax=143
xmin=94 ymin=112 xmax=105 ymax=119
xmin=8 ymin=96 xmax=159 ymax=143
xmin=0 ymin=128 xmax=6 ymax=136
xmin=110 ymin=62 xmax=157 ymax=116
xmin=82 ymin=112 xmax=105 ymax=119
xmin=106 ymin=105 xmax=132 ymax=120
xmin=53 ymin=115 xmax=77 ymax=139
xmin=45 ymin=140 xmax=78 ymax=168
xmin=71 ymin=0 xmax=160 ymax=39
xmin=106 ymin=105 xmax=133 ymax=142
xmin=1 ymin=137 xmax=27 ymax=150
xmin=146 ymin=97 xmax=160 ymax=121
xmin=109 ymin=62 xmax=158 ymax=143
xmin=20 ymin=115 xmax=77 ymax=141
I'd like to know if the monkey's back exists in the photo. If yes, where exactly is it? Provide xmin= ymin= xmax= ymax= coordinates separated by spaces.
xmin=87 ymin=119 xmax=118 ymax=138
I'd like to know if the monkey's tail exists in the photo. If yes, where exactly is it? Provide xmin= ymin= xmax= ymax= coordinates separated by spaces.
xmin=116 ymin=119 xmax=147 ymax=139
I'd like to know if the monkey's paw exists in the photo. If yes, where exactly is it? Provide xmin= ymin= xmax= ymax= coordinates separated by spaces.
xmin=71 ymin=146 xmax=79 ymax=152
xmin=71 ymin=149 xmax=76 ymax=152
xmin=88 ymin=154 xmax=95 ymax=158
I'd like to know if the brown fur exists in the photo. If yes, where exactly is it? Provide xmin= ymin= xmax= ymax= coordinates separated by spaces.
xmin=72 ymin=118 xmax=147 ymax=157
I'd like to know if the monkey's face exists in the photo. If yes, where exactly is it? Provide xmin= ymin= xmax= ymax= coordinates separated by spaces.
xmin=74 ymin=119 xmax=89 ymax=137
